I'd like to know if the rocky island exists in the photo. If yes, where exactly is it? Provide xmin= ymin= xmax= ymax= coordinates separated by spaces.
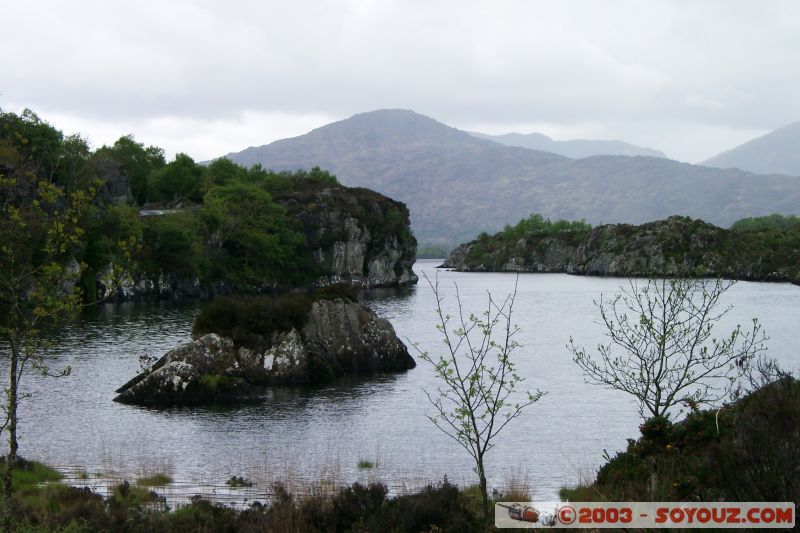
xmin=114 ymin=288 xmax=415 ymax=405
xmin=443 ymin=215 xmax=800 ymax=284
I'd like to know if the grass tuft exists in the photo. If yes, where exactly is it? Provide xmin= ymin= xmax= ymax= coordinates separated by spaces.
xmin=135 ymin=473 xmax=172 ymax=487
xmin=225 ymin=476 xmax=254 ymax=488
xmin=0 ymin=459 xmax=63 ymax=491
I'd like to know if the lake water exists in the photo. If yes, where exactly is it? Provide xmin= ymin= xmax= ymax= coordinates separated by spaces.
xmin=16 ymin=260 xmax=800 ymax=502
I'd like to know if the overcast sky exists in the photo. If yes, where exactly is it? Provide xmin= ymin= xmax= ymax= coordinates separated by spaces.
xmin=2 ymin=0 xmax=799 ymax=163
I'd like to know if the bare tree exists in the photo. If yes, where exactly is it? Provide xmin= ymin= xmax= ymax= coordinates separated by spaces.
xmin=568 ymin=277 xmax=767 ymax=420
xmin=413 ymin=273 xmax=544 ymax=525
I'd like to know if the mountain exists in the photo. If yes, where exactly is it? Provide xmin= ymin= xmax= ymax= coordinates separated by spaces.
xmin=703 ymin=121 xmax=800 ymax=176
xmin=470 ymin=131 xmax=666 ymax=159
xmin=222 ymin=109 xmax=800 ymax=248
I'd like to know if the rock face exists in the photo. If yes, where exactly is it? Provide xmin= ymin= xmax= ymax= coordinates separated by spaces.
xmin=114 ymin=298 xmax=416 ymax=405
xmin=94 ymin=159 xmax=133 ymax=205
xmin=272 ymin=182 xmax=418 ymax=288
xmin=97 ymin=270 xmax=232 ymax=303
xmin=443 ymin=216 xmax=800 ymax=285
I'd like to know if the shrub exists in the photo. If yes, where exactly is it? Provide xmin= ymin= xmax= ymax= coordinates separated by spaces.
xmin=225 ymin=476 xmax=253 ymax=488
xmin=135 ymin=473 xmax=173 ymax=487
xmin=192 ymin=294 xmax=314 ymax=349
xmin=365 ymin=480 xmax=481 ymax=533
xmin=585 ymin=377 xmax=800 ymax=504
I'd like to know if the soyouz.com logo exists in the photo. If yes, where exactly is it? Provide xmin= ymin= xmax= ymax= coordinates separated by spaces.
xmin=495 ymin=502 xmax=795 ymax=529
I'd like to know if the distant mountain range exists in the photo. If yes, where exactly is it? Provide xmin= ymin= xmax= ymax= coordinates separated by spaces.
xmin=703 ymin=121 xmax=800 ymax=176
xmin=470 ymin=131 xmax=666 ymax=159
xmin=222 ymin=109 xmax=800 ymax=248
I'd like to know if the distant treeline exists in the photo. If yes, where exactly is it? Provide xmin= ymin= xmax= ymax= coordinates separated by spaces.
xmin=448 ymin=212 xmax=800 ymax=283
xmin=730 ymin=213 xmax=800 ymax=232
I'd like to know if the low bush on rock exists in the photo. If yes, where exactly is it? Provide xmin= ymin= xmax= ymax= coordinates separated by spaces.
xmin=192 ymin=285 xmax=358 ymax=350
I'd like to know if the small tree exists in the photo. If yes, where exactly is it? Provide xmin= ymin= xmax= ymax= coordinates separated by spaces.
xmin=568 ymin=277 xmax=767 ymax=420
xmin=414 ymin=273 xmax=544 ymax=525
xmin=0 ymin=111 xmax=99 ymax=529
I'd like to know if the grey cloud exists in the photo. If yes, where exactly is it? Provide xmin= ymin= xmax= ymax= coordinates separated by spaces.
xmin=1 ymin=0 xmax=798 ymax=161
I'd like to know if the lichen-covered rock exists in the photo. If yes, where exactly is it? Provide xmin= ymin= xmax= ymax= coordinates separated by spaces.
xmin=301 ymin=299 xmax=414 ymax=381
xmin=113 ymin=299 xmax=415 ymax=405
xmin=113 ymin=334 xmax=262 ymax=404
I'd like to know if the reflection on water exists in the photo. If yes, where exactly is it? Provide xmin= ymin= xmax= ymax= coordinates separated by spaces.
xmin=15 ymin=260 xmax=800 ymax=500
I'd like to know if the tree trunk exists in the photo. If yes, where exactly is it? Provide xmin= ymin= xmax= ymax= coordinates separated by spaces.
xmin=477 ymin=456 xmax=490 ymax=527
xmin=2 ymin=337 xmax=19 ymax=531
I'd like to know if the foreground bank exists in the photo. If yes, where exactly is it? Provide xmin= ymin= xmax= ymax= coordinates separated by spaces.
xmin=7 ymin=376 xmax=797 ymax=532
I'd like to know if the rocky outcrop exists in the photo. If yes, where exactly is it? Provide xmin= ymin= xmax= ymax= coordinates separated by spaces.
xmin=445 ymin=236 xmax=576 ymax=273
xmin=97 ymin=269 xmax=233 ymax=303
xmin=94 ymin=159 xmax=133 ymax=205
xmin=443 ymin=216 xmax=800 ymax=285
xmin=114 ymin=298 xmax=415 ymax=405
xmin=273 ymin=182 xmax=418 ymax=288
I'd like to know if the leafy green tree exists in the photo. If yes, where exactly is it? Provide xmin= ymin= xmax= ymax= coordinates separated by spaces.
xmin=0 ymin=109 xmax=63 ymax=181
xmin=0 ymin=119 xmax=97 ymax=528
xmin=147 ymin=153 xmax=202 ymax=204
xmin=202 ymin=157 xmax=249 ymax=190
xmin=1 ymin=109 xmax=95 ymax=192
xmin=138 ymin=212 xmax=207 ymax=281
xmin=306 ymin=165 xmax=338 ymax=184
xmin=202 ymin=181 xmax=309 ymax=285
xmin=80 ymin=204 xmax=142 ymax=301
xmin=95 ymin=135 xmax=166 ymax=205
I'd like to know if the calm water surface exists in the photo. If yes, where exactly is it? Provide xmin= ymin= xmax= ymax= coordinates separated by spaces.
xmin=17 ymin=260 xmax=800 ymax=500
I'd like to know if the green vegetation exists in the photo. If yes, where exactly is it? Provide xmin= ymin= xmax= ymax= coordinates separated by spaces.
xmin=192 ymin=284 xmax=357 ymax=349
xmin=357 ymin=460 xmax=375 ymax=470
xmin=198 ymin=373 xmax=238 ymax=394
xmin=94 ymin=134 xmax=166 ymax=205
xmin=0 ymin=459 xmax=62 ymax=492
xmin=454 ymin=214 xmax=800 ymax=283
xmin=2 ymin=108 xmax=417 ymax=300
xmin=129 ymin=161 xmax=336 ymax=288
xmin=9 ymin=476 xmax=482 ymax=532
xmin=147 ymin=153 xmax=203 ymax=204
xmin=501 ymin=213 xmax=592 ymax=242
xmin=560 ymin=376 xmax=799 ymax=505
xmin=135 ymin=474 xmax=173 ymax=487
xmin=225 ymin=476 xmax=253 ymax=488
xmin=464 ymin=214 xmax=591 ymax=266
xmin=0 ymin=109 xmax=107 ymax=529
xmin=731 ymin=213 xmax=800 ymax=232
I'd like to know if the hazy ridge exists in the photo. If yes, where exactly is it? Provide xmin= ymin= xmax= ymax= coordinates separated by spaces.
xmin=223 ymin=109 xmax=800 ymax=248
xmin=703 ymin=121 xmax=800 ymax=177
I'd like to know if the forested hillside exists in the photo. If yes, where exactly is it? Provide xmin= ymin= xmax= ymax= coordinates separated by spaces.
xmin=0 ymin=109 xmax=417 ymax=302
